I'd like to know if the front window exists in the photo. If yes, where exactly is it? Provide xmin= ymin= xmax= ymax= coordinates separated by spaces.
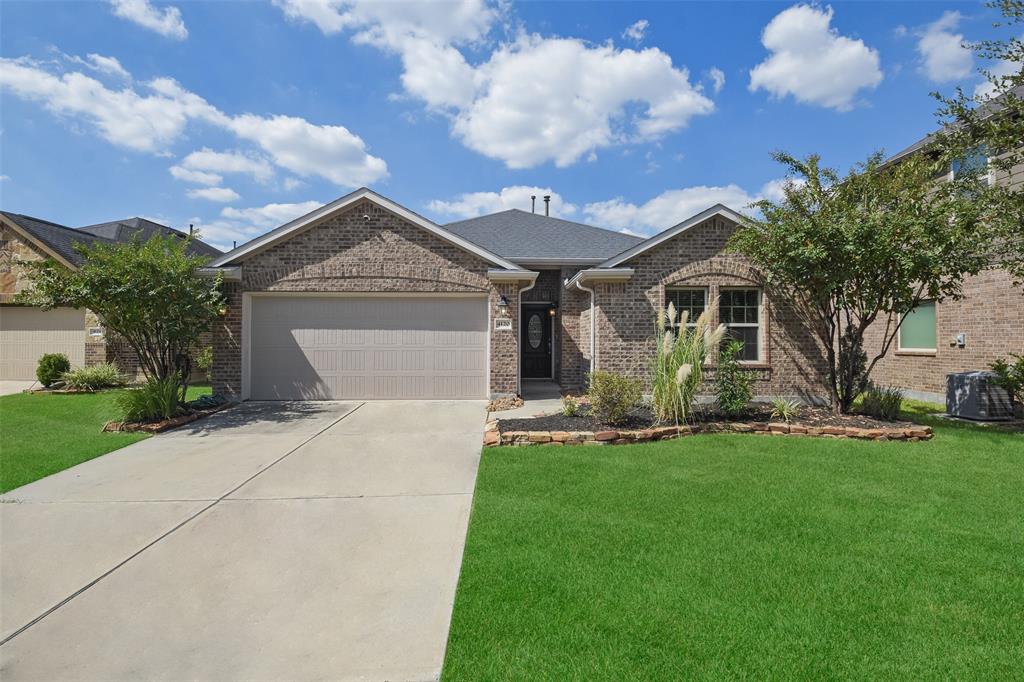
xmin=899 ymin=301 xmax=937 ymax=352
xmin=666 ymin=287 xmax=707 ymax=328
xmin=951 ymin=146 xmax=991 ymax=184
xmin=719 ymin=289 xmax=761 ymax=362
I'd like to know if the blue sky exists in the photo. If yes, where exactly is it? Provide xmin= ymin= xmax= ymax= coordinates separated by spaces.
xmin=0 ymin=0 xmax=1011 ymax=250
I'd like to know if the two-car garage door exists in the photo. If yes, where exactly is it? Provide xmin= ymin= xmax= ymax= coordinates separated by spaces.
xmin=249 ymin=296 xmax=487 ymax=400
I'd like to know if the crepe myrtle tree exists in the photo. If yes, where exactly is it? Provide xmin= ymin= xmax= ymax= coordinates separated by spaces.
xmin=932 ymin=0 xmax=1024 ymax=285
xmin=730 ymin=151 xmax=995 ymax=414
xmin=19 ymin=233 xmax=224 ymax=401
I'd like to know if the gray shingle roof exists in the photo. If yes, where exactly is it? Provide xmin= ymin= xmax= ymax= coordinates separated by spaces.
xmin=79 ymin=217 xmax=222 ymax=257
xmin=1 ymin=211 xmax=111 ymax=266
xmin=444 ymin=209 xmax=643 ymax=262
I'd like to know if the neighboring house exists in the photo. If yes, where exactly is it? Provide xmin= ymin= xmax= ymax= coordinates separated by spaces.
xmin=0 ymin=212 xmax=220 ymax=381
xmin=205 ymin=188 xmax=825 ymax=401
xmin=864 ymin=87 xmax=1024 ymax=402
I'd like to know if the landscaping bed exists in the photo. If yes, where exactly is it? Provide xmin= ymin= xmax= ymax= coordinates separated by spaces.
xmin=103 ymin=399 xmax=233 ymax=433
xmin=487 ymin=405 xmax=931 ymax=446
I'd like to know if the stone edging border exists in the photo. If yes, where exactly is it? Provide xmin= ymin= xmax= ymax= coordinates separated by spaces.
xmin=483 ymin=420 xmax=933 ymax=446
xmin=103 ymin=402 xmax=234 ymax=434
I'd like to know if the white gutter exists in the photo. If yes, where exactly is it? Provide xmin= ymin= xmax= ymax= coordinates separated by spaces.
xmin=517 ymin=276 xmax=538 ymax=395
xmin=564 ymin=268 xmax=634 ymax=288
xmin=575 ymin=279 xmax=597 ymax=380
xmin=197 ymin=266 xmax=241 ymax=281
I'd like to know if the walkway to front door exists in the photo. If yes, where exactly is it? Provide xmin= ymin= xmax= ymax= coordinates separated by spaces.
xmin=521 ymin=303 xmax=553 ymax=379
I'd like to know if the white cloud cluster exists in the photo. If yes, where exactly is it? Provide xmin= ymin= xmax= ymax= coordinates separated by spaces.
xmin=708 ymin=67 xmax=726 ymax=94
xmin=193 ymin=200 xmax=324 ymax=249
xmin=0 ymin=56 xmax=388 ymax=188
xmin=749 ymin=4 xmax=882 ymax=111
xmin=187 ymin=187 xmax=241 ymax=203
xmin=66 ymin=53 xmax=131 ymax=81
xmin=172 ymin=148 xmax=274 ymax=185
xmin=917 ymin=11 xmax=973 ymax=83
xmin=428 ymin=186 xmax=577 ymax=219
xmin=274 ymin=0 xmax=715 ymax=168
xmin=110 ymin=0 xmax=188 ymax=40
xmin=975 ymin=58 xmax=1020 ymax=98
xmin=622 ymin=19 xmax=649 ymax=44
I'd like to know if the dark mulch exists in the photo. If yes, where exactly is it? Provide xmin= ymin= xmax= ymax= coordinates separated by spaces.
xmin=497 ymin=404 xmax=909 ymax=433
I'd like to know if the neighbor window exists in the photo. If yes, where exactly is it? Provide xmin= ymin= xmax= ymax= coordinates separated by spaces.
xmin=666 ymin=288 xmax=707 ymax=328
xmin=719 ymin=289 xmax=761 ymax=362
xmin=899 ymin=301 xmax=937 ymax=352
xmin=951 ymin=146 xmax=991 ymax=184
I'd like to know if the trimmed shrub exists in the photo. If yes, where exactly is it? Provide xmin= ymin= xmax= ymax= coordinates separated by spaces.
xmin=36 ymin=353 xmax=71 ymax=387
xmin=990 ymin=354 xmax=1024 ymax=403
xmin=588 ymin=371 xmax=642 ymax=426
xmin=770 ymin=397 xmax=801 ymax=423
xmin=716 ymin=339 xmax=754 ymax=416
xmin=195 ymin=345 xmax=214 ymax=374
xmin=860 ymin=383 xmax=903 ymax=421
xmin=116 ymin=375 xmax=181 ymax=423
xmin=561 ymin=395 xmax=580 ymax=417
xmin=62 ymin=363 xmax=126 ymax=391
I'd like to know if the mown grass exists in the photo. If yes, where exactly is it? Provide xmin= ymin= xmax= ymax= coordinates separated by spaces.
xmin=0 ymin=383 xmax=211 ymax=493
xmin=444 ymin=404 xmax=1024 ymax=680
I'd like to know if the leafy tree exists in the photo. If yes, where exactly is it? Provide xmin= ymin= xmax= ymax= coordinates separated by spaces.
xmin=730 ymin=151 xmax=993 ymax=413
xmin=19 ymin=234 xmax=223 ymax=401
xmin=933 ymin=0 xmax=1024 ymax=284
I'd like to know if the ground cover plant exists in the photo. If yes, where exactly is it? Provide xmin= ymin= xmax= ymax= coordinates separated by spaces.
xmin=445 ymin=405 xmax=1024 ymax=679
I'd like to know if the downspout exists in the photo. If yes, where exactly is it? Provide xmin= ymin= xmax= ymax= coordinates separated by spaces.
xmin=575 ymin=279 xmax=597 ymax=382
xmin=518 ymin=277 xmax=537 ymax=396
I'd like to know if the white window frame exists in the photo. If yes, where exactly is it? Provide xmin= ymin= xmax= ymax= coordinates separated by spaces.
xmin=897 ymin=300 xmax=937 ymax=353
xmin=719 ymin=287 xmax=763 ymax=364
xmin=949 ymin=147 xmax=993 ymax=187
xmin=665 ymin=287 xmax=708 ymax=329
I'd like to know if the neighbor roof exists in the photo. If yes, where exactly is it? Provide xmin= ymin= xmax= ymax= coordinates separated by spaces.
xmin=1 ymin=211 xmax=111 ymax=267
xmin=444 ymin=209 xmax=644 ymax=263
xmin=79 ymin=217 xmax=221 ymax=258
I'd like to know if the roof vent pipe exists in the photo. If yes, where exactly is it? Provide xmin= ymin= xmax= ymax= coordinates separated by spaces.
xmin=544 ymin=195 xmax=551 ymax=216
xmin=531 ymin=195 xmax=536 ymax=213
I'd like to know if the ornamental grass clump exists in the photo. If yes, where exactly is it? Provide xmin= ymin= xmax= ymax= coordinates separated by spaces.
xmin=651 ymin=300 xmax=727 ymax=425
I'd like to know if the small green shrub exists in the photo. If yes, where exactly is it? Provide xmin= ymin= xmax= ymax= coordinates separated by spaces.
xmin=990 ymin=354 xmax=1024 ymax=403
xmin=36 ymin=353 xmax=71 ymax=387
xmin=62 ymin=363 xmax=126 ymax=391
xmin=770 ymin=397 xmax=801 ymax=423
xmin=116 ymin=375 xmax=182 ymax=423
xmin=716 ymin=339 xmax=755 ymax=416
xmin=561 ymin=395 xmax=580 ymax=417
xmin=195 ymin=345 xmax=214 ymax=374
xmin=860 ymin=383 xmax=904 ymax=421
xmin=588 ymin=371 xmax=642 ymax=426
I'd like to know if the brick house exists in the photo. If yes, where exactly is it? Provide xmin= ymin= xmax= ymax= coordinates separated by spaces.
xmin=0 ymin=212 xmax=220 ymax=381
xmin=205 ymin=188 xmax=826 ymax=401
xmin=863 ymin=90 xmax=1024 ymax=402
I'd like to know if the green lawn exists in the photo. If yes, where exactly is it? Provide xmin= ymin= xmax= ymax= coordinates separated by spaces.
xmin=444 ymin=406 xmax=1024 ymax=680
xmin=0 ymin=383 xmax=212 ymax=494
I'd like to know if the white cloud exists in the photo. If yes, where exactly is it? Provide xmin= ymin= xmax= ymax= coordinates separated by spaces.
xmin=169 ymin=166 xmax=222 ymax=186
xmin=975 ymin=58 xmax=1018 ymax=98
xmin=583 ymin=180 xmax=786 ymax=234
xmin=749 ymin=4 xmax=882 ymax=111
xmin=187 ymin=186 xmax=241 ymax=202
xmin=917 ymin=11 xmax=973 ymax=83
xmin=274 ymin=2 xmax=715 ymax=168
xmin=708 ymin=67 xmax=726 ymax=94
xmin=177 ymin=148 xmax=274 ymax=183
xmin=0 ymin=56 xmax=388 ymax=187
xmin=110 ymin=0 xmax=188 ymax=40
xmin=623 ymin=19 xmax=649 ymax=44
xmin=282 ymin=177 xmax=303 ymax=191
xmin=0 ymin=174 xmax=9 ymax=182
xmin=428 ymin=186 xmax=577 ymax=219
xmin=66 ymin=53 xmax=131 ymax=81
xmin=193 ymin=199 xmax=323 ymax=250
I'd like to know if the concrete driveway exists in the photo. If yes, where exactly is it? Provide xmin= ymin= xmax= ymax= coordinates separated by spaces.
xmin=0 ymin=400 xmax=486 ymax=681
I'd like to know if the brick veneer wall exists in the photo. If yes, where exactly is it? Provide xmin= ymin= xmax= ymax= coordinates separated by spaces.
xmin=211 ymin=200 xmax=521 ymax=398
xmin=559 ymin=267 xmax=588 ymax=389
xmin=592 ymin=216 xmax=827 ymax=399
xmin=865 ymin=267 xmax=1024 ymax=398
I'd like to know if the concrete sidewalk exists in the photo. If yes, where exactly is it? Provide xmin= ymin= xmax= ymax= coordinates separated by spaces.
xmin=0 ymin=400 xmax=485 ymax=681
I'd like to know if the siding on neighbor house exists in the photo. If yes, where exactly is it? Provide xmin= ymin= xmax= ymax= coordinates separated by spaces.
xmin=211 ymin=200 xmax=521 ymax=399
xmin=590 ymin=216 xmax=828 ymax=399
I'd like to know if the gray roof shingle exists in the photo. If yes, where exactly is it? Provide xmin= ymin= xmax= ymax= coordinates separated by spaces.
xmin=79 ymin=217 xmax=222 ymax=257
xmin=1 ymin=211 xmax=111 ymax=266
xmin=444 ymin=209 xmax=643 ymax=262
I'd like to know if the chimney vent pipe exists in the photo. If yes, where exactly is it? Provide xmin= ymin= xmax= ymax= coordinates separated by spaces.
xmin=531 ymin=195 xmax=536 ymax=213
xmin=543 ymin=195 xmax=551 ymax=216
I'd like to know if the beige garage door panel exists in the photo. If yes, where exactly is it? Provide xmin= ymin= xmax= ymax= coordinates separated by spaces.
xmin=0 ymin=306 xmax=86 ymax=380
xmin=250 ymin=296 xmax=488 ymax=400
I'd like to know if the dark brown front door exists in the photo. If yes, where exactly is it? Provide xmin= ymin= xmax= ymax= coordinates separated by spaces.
xmin=521 ymin=305 xmax=552 ymax=379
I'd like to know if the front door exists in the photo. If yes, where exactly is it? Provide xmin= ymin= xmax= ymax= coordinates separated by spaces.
xmin=521 ymin=304 xmax=552 ymax=379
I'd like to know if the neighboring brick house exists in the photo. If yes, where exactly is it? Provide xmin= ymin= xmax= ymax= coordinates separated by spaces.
xmin=0 ymin=212 xmax=220 ymax=381
xmin=205 ymin=188 xmax=827 ymax=401
xmin=863 ymin=89 xmax=1024 ymax=402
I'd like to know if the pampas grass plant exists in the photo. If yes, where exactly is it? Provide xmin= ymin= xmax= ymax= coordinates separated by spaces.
xmin=651 ymin=299 xmax=727 ymax=425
